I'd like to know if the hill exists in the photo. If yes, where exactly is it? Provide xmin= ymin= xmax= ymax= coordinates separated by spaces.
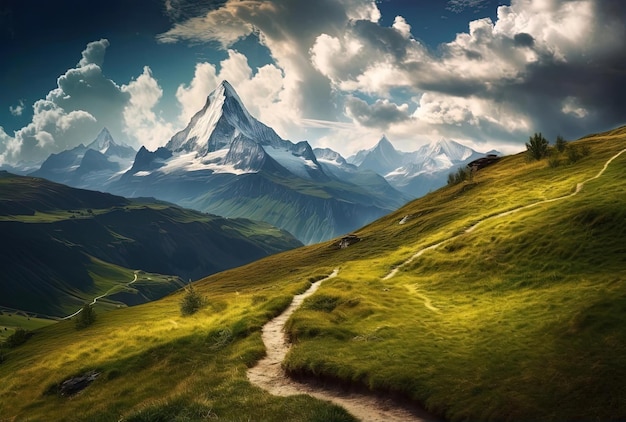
xmin=0 ymin=126 xmax=625 ymax=421
xmin=0 ymin=173 xmax=301 ymax=317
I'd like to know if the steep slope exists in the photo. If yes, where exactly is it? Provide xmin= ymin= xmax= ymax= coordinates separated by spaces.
xmin=113 ymin=81 xmax=405 ymax=244
xmin=0 ymin=173 xmax=301 ymax=316
xmin=2 ymin=127 xmax=624 ymax=422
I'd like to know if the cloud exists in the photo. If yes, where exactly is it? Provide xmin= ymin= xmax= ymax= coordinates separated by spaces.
xmin=174 ymin=50 xmax=284 ymax=132
xmin=78 ymin=39 xmax=110 ymax=67
xmin=310 ymin=0 xmax=626 ymax=149
xmin=9 ymin=100 xmax=24 ymax=116
xmin=158 ymin=0 xmax=380 ymax=142
xmin=121 ymin=66 xmax=175 ymax=150
xmin=0 ymin=127 xmax=19 ymax=165
xmin=1 ymin=39 xmax=177 ymax=164
xmin=158 ymin=0 xmax=626 ymax=157
xmin=345 ymin=96 xmax=410 ymax=128
xmin=176 ymin=62 xmax=220 ymax=124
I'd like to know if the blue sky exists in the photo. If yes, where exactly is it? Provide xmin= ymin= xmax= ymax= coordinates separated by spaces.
xmin=1 ymin=0 xmax=625 ymax=165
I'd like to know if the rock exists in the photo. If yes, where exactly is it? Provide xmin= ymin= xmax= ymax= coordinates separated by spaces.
xmin=59 ymin=370 xmax=100 ymax=396
xmin=337 ymin=234 xmax=361 ymax=249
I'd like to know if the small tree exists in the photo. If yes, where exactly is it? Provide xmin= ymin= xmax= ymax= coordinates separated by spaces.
xmin=447 ymin=166 xmax=470 ymax=186
xmin=180 ymin=285 xmax=205 ymax=316
xmin=75 ymin=304 xmax=96 ymax=329
xmin=526 ymin=132 xmax=549 ymax=161
xmin=555 ymin=135 xmax=567 ymax=153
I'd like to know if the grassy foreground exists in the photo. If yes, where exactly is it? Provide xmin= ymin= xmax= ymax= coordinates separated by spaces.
xmin=1 ymin=126 xmax=625 ymax=421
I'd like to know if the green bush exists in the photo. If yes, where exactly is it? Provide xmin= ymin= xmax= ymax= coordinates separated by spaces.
xmin=566 ymin=144 xmax=591 ymax=163
xmin=447 ymin=167 xmax=470 ymax=186
xmin=179 ymin=285 xmax=205 ymax=316
xmin=75 ymin=304 xmax=96 ymax=329
xmin=5 ymin=328 xmax=33 ymax=348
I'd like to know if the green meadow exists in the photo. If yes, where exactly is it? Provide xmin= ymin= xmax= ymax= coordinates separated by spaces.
xmin=1 ymin=126 xmax=625 ymax=421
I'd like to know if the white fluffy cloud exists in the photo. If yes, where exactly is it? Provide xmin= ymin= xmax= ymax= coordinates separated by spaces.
xmin=307 ymin=0 xmax=626 ymax=151
xmin=174 ymin=50 xmax=284 ymax=132
xmin=9 ymin=100 xmax=24 ymax=117
xmin=121 ymin=66 xmax=175 ymax=150
xmin=159 ymin=0 xmax=383 ymax=142
xmin=1 ymin=39 xmax=177 ymax=164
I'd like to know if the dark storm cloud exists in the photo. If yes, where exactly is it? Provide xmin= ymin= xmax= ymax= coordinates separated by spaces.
xmin=351 ymin=19 xmax=411 ymax=60
xmin=513 ymin=33 xmax=534 ymax=48
xmin=345 ymin=96 xmax=410 ymax=128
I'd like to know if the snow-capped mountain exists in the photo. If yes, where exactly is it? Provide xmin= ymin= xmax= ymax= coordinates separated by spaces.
xmin=348 ymin=135 xmax=406 ymax=176
xmin=135 ymin=80 xmax=326 ymax=181
xmin=113 ymin=80 xmax=405 ymax=244
xmin=349 ymin=136 xmax=488 ymax=198
xmin=29 ymin=128 xmax=136 ymax=188
xmin=86 ymin=127 xmax=136 ymax=160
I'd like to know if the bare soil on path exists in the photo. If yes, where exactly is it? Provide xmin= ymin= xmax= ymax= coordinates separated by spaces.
xmin=247 ymin=269 xmax=440 ymax=422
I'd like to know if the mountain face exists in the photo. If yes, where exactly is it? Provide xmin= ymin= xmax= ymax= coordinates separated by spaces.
xmin=349 ymin=136 xmax=487 ymax=198
xmin=29 ymin=128 xmax=135 ymax=189
xmin=112 ymin=81 xmax=405 ymax=244
xmin=0 ymin=172 xmax=301 ymax=317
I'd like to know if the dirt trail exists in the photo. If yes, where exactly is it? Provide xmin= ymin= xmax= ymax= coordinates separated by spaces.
xmin=62 ymin=272 xmax=138 ymax=320
xmin=247 ymin=148 xmax=626 ymax=420
xmin=247 ymin=269 xmax=438 ymax=421
xmin=385 ymin=148 xmax=626 ymax=282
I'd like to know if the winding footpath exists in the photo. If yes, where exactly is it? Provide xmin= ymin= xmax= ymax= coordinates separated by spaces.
xmin=247 ymin=269 xmax=438 ymax=421
xmin=247 ymin=148 xmax=626 ymax=420
xmin=385 ymin=148 xmax=626 ymax=283
xmin=62 ymin=272 xmax=138 ymax=320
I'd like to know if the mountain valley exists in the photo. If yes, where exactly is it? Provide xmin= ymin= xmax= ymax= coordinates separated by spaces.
xmin=0 ymin=172 xmax=301 ymax=317
xmin=1 ymin=125 xmax=625 ymax=421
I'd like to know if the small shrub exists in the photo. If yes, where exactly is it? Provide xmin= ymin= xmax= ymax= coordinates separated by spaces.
xmin=179 ymin=285 xmax=205 ymax=316
xmin=305 ymin=294 xmax=341 ymax=313
xmin=447 ymin=167 xmax=470 ymax=186
xmin=565 ymin=144 xmax=591 ymax=163
xmin=207 ymin=327 xmax=233 ymax=350
xmin=5 ymin=328 xmax=33 ymax=348
xmin=526 ymin=132 xmax=549 ymax=161
xmin=555 ymin=135 xmax=567 ymax=152
xmin=75 ymin=304 xmax=96 ymax=329
xmin=548 ymin=153 xmax=561 ymax=168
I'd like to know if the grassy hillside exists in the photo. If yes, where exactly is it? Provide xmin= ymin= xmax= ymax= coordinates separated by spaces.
xmin=0 ymin=174 xmax=302 ymax=317
xmin=0 ymin=127 xmax=624 ymax=421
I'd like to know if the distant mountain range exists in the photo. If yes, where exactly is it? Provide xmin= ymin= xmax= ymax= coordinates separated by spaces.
xmin=24 ymin=81 xmax=496 ymax=243
xmin=29 ymin=128 xmax=135 ymax=189
xmin=347 ymin=135 xmax=490 ymax=198
xmin=0 ymin=171 xmax=301 ymax=317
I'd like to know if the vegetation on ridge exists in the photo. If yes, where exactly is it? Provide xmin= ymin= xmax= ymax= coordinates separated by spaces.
xmin=0 ymin=126 xmax=625 ymax=421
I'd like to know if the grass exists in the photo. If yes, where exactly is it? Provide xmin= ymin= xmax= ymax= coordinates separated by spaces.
xmin=0 ymin=313 xmax=56 ymax=341
xmin=281 ymin=130 xmax=626 ymax=421
xmin=0 ymin=126 xmax=625 ymax=421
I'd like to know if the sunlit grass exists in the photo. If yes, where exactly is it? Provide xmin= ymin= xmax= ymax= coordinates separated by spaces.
xmin=1 ymin=127 xmax=625 ymax=421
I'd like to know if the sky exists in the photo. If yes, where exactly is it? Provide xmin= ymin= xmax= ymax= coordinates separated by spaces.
xmin=1 ymin=0 xmax=625 ymax=166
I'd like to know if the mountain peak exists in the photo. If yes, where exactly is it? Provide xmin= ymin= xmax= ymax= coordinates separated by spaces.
xmin=166 ymin=80 xmax=257 ymax=155
xmin=377 ymin=135 xmax=392 ymax=148
xmin=87 ymin=127 xmax=117 ymax=153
